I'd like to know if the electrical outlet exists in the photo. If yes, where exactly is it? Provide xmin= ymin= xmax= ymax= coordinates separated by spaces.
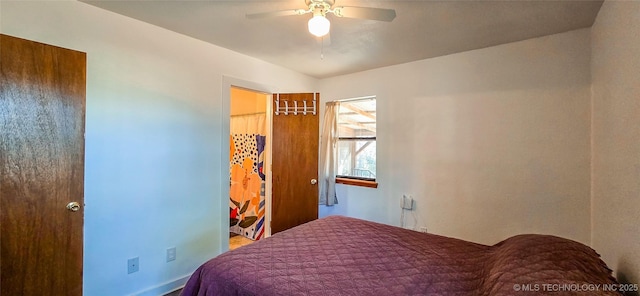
xmin=166 ymin=247 xmax=176 ymax=262
xmin=402 ymin=195 xmax=414 ymax=210
xmin=419 ymin=227 xmax=428 ymax=233
xmin=127 ymin=257 xmax=139 ymax=274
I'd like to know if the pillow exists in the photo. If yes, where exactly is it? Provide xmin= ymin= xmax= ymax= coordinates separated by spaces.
xmin=481 ymin=235 xmax=620 ymax=295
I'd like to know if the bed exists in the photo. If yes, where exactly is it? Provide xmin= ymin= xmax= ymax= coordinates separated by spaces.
xmin=182 ymin=215 xmax=620 ymax=295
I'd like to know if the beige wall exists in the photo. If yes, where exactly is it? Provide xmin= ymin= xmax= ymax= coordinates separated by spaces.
xmin=591 ymin=0 xmax=640 ymax=285
xmin=320 ymin=29 xmax=593 ymax=246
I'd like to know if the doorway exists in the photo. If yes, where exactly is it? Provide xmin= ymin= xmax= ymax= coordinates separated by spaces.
xmin=220 ymin=77 xmax=320 ymax=252
xmin=229 ymin=87 xmax=271 ymax=249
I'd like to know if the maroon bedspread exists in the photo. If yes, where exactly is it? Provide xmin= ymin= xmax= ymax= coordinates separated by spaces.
xmin=182 ymin=216 xmax=619 ymax=296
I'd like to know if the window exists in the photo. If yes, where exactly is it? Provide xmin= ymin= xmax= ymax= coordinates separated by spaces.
xmin=336 ymin=97 xmax=376 ymax=187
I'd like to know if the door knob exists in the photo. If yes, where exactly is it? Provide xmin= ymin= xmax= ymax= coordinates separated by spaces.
xmin=66 ymin=202 xmax=81 ymax=212
xmin=310 ymin=179 xmax=317 ymax=185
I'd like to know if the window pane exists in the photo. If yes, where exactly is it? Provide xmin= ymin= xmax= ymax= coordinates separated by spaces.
xmin=338 ymin=99 xmax=376 ymax=138
xmin=337 ymin=140 xmax=376 ymax=179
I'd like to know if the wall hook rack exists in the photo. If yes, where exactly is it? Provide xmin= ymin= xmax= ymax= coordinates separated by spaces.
xmin=274 ymin=93 xmax=317 ymax=116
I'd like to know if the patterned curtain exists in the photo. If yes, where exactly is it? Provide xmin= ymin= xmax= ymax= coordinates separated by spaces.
xmin=230 ymin=114 xmax=266 ymax=240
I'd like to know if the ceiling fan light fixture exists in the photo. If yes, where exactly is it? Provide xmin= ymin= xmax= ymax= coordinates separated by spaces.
xmin=308 ymin=14 xmax=330 ymax=37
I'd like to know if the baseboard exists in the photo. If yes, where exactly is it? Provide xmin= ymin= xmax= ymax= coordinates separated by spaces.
xmin=130 ymin=274 xmax=190 ymax=296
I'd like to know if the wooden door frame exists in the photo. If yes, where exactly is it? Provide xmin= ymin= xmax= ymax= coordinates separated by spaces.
xmin=221 ymin=76 xmax=275 ymax=251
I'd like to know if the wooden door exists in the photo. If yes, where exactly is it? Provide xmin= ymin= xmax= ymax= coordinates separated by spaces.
xmin=271 ymin=93 xmax=319 ymax=234
xmin=1 ymin=34 xmax=86 ymax=295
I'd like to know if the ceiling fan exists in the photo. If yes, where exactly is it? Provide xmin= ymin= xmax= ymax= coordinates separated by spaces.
xmin=246 ymin=0 xmax=396 ymax=37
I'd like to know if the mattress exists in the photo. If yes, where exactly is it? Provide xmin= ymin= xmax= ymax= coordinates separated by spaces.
xmin=182 ymin=215 xmax=619 ymax=295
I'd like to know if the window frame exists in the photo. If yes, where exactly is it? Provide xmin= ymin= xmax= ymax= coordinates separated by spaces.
xmin=334 ymin=97 xmax=378 ymax=188
xmin=336 ymin=177 xmax=378 ymax=188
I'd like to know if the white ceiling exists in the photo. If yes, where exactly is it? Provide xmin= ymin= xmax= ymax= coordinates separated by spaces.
xmin=83 ymin=0 xmax=603 ymax=79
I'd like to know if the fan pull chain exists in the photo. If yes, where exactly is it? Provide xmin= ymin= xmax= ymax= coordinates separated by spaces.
xmin=320 ymin=36 xmax=325 ymax=60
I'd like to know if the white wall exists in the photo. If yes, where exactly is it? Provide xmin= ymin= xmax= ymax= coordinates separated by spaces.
xmin=4 ymin=0 xmax=633 ymax=292
xmin=1 ymin=2 xmax=317 ymax=295
xmin=591 ymin=0 xmax=640 ymax=285
xmin=319 ymin=29 xmax=593 ymax=246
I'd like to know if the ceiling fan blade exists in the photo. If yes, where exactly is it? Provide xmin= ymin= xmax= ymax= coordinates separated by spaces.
xmin=246 ymin=9 xmax=307 ymax=20
xmin=332 ymin=6 xmax=396 ymax=22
